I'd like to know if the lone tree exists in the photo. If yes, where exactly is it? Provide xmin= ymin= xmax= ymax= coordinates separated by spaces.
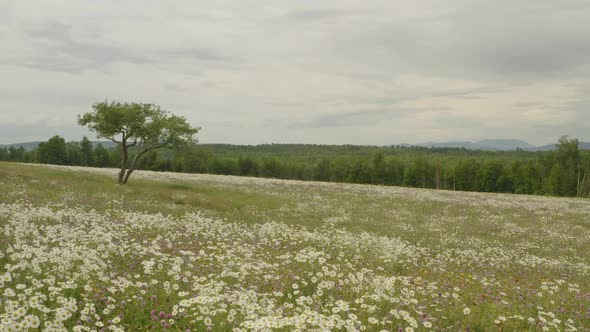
xmin=79 ymin=101 xmax=200 ymax=184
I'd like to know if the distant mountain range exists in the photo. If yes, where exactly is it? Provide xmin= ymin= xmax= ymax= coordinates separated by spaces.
xmin=1 ymin=139 xmax=589 ymax=152
xmin=411 ymin=139 xmax=590 ymax=151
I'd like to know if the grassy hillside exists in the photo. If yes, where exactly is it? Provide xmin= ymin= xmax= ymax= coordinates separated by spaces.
xmin=0 ymin=162 xmax=589 ymax=331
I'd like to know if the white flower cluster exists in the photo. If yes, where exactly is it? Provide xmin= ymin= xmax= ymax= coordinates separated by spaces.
xmin=1 ymin=164 xmax=589 ymax=331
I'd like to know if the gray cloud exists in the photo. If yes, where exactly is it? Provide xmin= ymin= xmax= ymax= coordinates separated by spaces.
xmin=168 ymin=48 xmax=233 ymax=63
xmin=289 ymin=107 xmax=452 ymax=129
xmin=429 ymin=86 xmax=511 ymax=99
xmin=11 ymin=21 xmax=237 ymax=74
xmin=0 ymin=0 xmax=588 ymax=145
xmin=289 ymin=109 xmax=393 ymax=129
xmin=284 ymin=9 xmax=365 ymax=21
xmin=514 ymin=101 xmax=546 ymax=109
xmin=0 ymin=123 xmax=92 ymax=144
xmin=163 ymin=83 xmax=186 ymax=93
xmin=331 ymin=1 xmax=590 ymax=82
xmin=19 ymin=22 xmax=152 ymax=73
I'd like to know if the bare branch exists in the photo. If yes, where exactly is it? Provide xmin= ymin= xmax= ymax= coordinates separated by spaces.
xmin=105 ymin=137 xmax=122 ymax=144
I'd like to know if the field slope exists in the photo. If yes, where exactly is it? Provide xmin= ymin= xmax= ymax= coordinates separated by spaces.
xmin=0 ymin=162 xmax=589 ymax=331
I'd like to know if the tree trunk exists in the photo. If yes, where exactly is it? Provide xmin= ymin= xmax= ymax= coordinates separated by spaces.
xmin=579 ymin=160 xmax=590 ymax=197
xmin=122 ymin=151 xmax=143 ymax=184
xmin=577 ymin=171 xmax=582 ymax=197
xmin=123 ymin=168 xmax=135 ymax=184
xmin=435 ymin=161 xmax=441 ymax=190
xmin=118 ymin=170 xmax=125 ymax=184
xmin=120 ymin=145 xmax=163 ymax=184
xmin=118 ymin=140 xmax=128 ymax=185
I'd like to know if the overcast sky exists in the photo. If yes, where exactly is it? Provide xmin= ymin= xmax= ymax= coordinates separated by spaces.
xmin=1 ymin=0 xmax=589 ymax=145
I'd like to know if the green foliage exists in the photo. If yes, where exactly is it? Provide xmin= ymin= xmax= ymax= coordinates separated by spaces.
xmin=80 ymin=136 xmax=94 ymax=166
xmin=93 ymin=144 xmax=111 ymax=167
xmin=36 ymin=136 xmax=68 ymax=165
xmin=179 ymin=147 xmax=211 ymax=173
xmin=4 ymin=136 xmax=590 ymax=198
xmin=8 ymin=146 xmax=26 ymax=162
xmin=479 ymin=160 xmax=507 ymax=192
xmin=238 ymin=157 xmax=257 ymax=176
xmin=555 ymin=136 xmax=580 ymax=196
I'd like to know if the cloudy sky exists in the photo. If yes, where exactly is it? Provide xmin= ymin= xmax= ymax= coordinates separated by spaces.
xmin=1 ymin=0 xmax=589 ymax=145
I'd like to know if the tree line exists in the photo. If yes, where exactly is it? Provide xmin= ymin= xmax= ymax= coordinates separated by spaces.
xmin=1 ymin=135 xmax=589 ymax=197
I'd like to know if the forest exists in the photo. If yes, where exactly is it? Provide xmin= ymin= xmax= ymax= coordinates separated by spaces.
xmin=1 ymin=135 xmax=589 ymax=198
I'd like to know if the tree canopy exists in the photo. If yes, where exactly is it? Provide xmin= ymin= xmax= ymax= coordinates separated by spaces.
xmin=36 ymin=135 xmax=67 ymax=165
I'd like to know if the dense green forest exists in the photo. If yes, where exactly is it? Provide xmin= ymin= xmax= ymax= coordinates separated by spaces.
xmin=1 ymin=136 xmax=589 ymax=198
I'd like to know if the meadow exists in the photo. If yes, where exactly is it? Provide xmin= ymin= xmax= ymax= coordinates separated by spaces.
xmin=0 ymin=162 xmax=589 ymax=331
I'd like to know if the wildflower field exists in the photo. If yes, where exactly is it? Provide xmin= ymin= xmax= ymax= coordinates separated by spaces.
xmin=1 ymin=162 xmax=589 ymax=331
